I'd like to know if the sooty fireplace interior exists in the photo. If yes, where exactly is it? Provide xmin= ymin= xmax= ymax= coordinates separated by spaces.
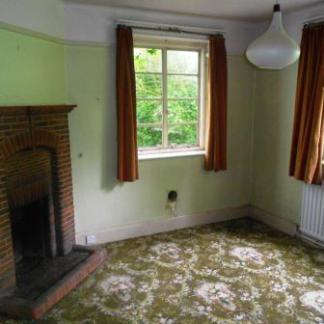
xmin=8 ymin=149 xmax=55 ymax=264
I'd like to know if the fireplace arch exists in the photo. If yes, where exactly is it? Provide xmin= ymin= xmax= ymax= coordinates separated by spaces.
xmin=0 ymin=129 xmax=58 ymax=160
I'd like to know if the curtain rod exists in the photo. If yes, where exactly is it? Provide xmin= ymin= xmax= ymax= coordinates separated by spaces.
xmin=303 ymin=15 xmax=324 ymax=25
xmin=116 ymin=19 xmax=224 ymax=36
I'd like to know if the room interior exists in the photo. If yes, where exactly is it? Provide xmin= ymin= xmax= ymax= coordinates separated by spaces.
xmin=0 ymin=0 xmax=324 ymax=322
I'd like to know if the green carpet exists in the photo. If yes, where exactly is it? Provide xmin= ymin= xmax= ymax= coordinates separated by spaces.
xmin=4 ymin=218 xmax=324 ymax=323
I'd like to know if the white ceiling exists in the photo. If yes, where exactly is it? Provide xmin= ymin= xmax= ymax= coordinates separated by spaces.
xmin=63 ymin=0 xmax=323 ymax=21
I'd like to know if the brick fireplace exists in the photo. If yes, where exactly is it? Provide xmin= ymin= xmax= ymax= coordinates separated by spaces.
xmin=0 ymin=105 xmax=106 ymax=319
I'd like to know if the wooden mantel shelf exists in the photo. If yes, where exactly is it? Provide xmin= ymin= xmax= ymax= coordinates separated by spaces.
xmin=0 ymin=105 xmax=77 ymax=114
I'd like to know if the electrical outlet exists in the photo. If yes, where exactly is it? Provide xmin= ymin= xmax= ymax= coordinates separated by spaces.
xmin=86 ymin=235 xmax=97 ymax=245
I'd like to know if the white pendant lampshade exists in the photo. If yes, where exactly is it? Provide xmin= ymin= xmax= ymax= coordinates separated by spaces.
xmin=246 ymin=4 xmax=300 ymax=70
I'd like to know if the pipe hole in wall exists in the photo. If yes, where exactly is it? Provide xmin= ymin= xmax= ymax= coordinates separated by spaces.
xmin=168 ymin=190 xmax=178 ymax=202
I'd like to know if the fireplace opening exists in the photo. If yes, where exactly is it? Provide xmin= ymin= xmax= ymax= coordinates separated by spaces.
xmin=3 ymin=147 xmax=91 ymax=301
xmin=5 ymin=149 xmax=60 ymax=293
xmin=10 ymin=196 xmax=52 ymax=269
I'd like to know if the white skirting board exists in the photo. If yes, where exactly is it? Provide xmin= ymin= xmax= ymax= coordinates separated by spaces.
xmin=76 ymin=205 xmax=298 ymax=245
xmin=76 ymin=206 xmax=248 ymax=245
xmin=248 ymin=205 xmax=297 ymax=236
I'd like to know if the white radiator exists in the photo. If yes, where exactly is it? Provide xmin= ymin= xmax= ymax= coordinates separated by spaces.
xmin=300 ymin=183 xmax=324 ymax=242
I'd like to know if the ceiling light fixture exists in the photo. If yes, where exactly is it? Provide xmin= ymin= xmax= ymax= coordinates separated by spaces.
xmin=246 ymin=2 xmax=300 ymax=70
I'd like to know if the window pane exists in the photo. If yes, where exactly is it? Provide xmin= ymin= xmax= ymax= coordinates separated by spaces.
xmin=136 ymin=74 xmax=162 ymax=98
xmin=137 ymin=100 xmax=162 ymax=124
xmin=168 ymin=100 xmax=198 ymax=124
xmin=134 ymin=48 xmax=162 ymax=73
xmin=168 ymin=75 xmax=198 ymax=98
xmin=138 ymin=126 xmax=162 ymax=148
xmin=167 ymin=50 xmax=199 ymax=74
xmin=168 ymin=124 xmax=198 ymax=146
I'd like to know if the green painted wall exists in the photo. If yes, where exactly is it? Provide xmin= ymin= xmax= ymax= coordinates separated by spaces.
xmin=1 ymin=25 xmax=302 ymax=240
xmin=0 ymin=28 xmax=66 ymax=105
xmin=251 ymin=64 xmax=302 ymax=223
xmin=65 ymin=45 xmax=255 ymax=238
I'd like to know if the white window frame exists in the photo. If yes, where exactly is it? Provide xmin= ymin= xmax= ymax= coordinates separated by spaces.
xmin=134 ymin=35 xmax=208 ymax=160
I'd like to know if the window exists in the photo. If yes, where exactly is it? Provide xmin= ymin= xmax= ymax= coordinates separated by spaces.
xmin=134 ymin=38 xmax=207 ymax=158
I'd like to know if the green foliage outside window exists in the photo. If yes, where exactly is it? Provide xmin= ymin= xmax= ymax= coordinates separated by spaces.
xmin=134 ymin=47 xmax=200 ymax=149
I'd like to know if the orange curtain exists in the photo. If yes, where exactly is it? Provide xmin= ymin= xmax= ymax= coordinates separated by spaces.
xmin=289 ymin=24 xmax=324 ymax=185
xmin=205 ymin=35 xmax=228 ymax=172
xmin=116 ymin=26 xmax=139 ymax=182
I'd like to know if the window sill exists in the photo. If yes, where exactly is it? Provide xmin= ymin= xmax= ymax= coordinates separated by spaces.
xmin=138 ymin=149 xmax=206 ymax=161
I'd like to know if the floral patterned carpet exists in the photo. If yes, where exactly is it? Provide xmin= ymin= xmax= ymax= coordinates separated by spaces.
xmin=4 ymin=218 xmax=324 ymax=323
